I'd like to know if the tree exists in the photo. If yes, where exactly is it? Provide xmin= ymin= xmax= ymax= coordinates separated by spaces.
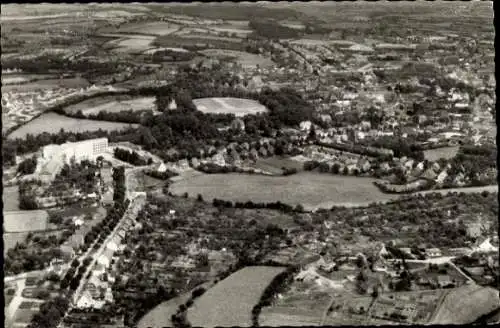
xmin=331 ymin=163 xmax=341 ymax=174
xmin=342 ymin=166 xmax=349 ymax=175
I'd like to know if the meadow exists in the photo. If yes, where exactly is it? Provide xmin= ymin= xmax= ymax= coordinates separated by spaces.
xmin=2 ymin=77 xmax=90 ymax=93
xmin=63 ymin=96 xmax=156 ymax=115
xmin=193 ymin=97 xmax=268 ymax=116
xmin=3 ymin=186 xmax=20 ymax=211
xmin=423 ymin=146 xmax=460 ymax=161
xmin=187 ymin=266 xmax=286 ymax=327
xmin=8 ymin=112 xmax=138 ymax=140
xmin=170 ymin=172 xmax=399 ymax=211
xmin=4 ymin=210 xmax=49 ymax=233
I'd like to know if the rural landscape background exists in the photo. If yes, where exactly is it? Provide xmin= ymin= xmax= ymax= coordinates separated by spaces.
xmin=2 ymin=2 xmax=498 ymax=328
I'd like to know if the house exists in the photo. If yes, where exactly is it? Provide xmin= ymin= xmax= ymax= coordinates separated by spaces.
xmin=436 ymin=170 xmax=448 ymax=184
xmin=300 ymin=121 xmax=312 ymax=131
xmin=379 ymin=162 xmax=391 ymax=173
xmin=425 ymin=248 xmax=442 ymax=258
xmin=436 ymin=275 xmax=454 ymax=288
xmin=421 ymin=168 xmax=438 ymax=181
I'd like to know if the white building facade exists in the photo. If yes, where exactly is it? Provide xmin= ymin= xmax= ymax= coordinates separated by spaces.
xmin=43 ymin=138 xmax=109 ymax=164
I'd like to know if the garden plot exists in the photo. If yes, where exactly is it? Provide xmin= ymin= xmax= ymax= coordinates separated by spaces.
xmin=193 ymin=97 xmax=268 ymax=116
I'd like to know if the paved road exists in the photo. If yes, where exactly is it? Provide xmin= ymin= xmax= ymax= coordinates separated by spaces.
xmin=415 ymin=185 xmax=498 ymax=196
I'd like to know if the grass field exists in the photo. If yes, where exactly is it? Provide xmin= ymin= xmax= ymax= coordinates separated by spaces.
xmin=104 ymin=35 xmax=156 ymax=53
xmin=8 ymin=112 xmax=138 ymax=140
xmin=193 ymin=97 xmax=268 ymax=116
xmin=170 ymin=172 xmax=398 ymax=210
xmin=187 ymin=266 xmax=286 ymax=327
xmin=63 ymin=96 xmax=156 ymax=115
xmin=4 ymin=210 xmax=49 ymax=233
xmin=199 ymin=49 xmax=274 ymax=68
xmin=423 ymin=146 xmax=460 ymax=161
xmin=2 ymin=77 xmax=90 ymax=93
xmin=3 ymin=186 xmax=20 ymax=211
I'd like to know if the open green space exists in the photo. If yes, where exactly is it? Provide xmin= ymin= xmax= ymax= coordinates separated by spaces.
xmin=170 ymin=172 xmax=398 ymax=210
xmin=8 ymin=112 xmax=138 ymax=140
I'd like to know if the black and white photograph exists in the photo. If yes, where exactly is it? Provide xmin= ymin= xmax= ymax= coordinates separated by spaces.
xmin=1 ymin=1 xmax=498 ymax=327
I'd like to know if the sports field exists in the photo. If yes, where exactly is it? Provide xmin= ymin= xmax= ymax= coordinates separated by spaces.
xmin=193 ymin=97 xmax=268 ymax=116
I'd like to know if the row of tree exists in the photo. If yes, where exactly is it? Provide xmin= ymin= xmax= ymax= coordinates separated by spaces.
xmin=114 ymin=147 xmax=152 ymax=166
xmin=251 ymin=266 xmax=298 ymax=326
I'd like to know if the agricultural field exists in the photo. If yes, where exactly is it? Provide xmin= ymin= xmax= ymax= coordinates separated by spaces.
xmin=199 ymin=49 xmax=275 ymax=68
xmin=207 ymin=23 xmax=253 ymax=37
xmin=193 ymin=97 xmax=268 ymax=116
xmin=7 ymin=112 xmax=138 ymax=140
xmin=152 ymin=34 xmax=244 ymax=51
xmin=279 ymin=20 xmax=306 ymax=30
xmin=1 ymin=77 xmax=90 ymax=93
xmin=169 ymin=172 xmax=399 ymax=211
xmin=187 ymin=266 xmax=286 ymax=327
xmin=63 ymin=95 xmax=156 ymax=115
xmin=1 ymin=74 xmax=58 ymax=85
xmin=110 ymin=21 xmax=180 ymax=36
xmin=430 ymin=285 xmax=500 ymax=325
xmin=137 ymin=281 xmax=214 ymax=328
xmin=105 ymin=35 xmax=156 ymax=53
xmin=4 ymin=210 xmax=49 ymax=233
xmin=423 ymin=146 xmax=460 ymax=161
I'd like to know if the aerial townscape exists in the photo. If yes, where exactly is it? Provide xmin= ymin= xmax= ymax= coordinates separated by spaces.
xmin=2 ymin=2 xmax=498 ymax=328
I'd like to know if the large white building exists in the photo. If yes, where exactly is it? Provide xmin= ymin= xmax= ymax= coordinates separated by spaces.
xmin=39 ymin=138 xmax=109 ymax=182
xmin=43 ymin=138 xmax=108 ymax=164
